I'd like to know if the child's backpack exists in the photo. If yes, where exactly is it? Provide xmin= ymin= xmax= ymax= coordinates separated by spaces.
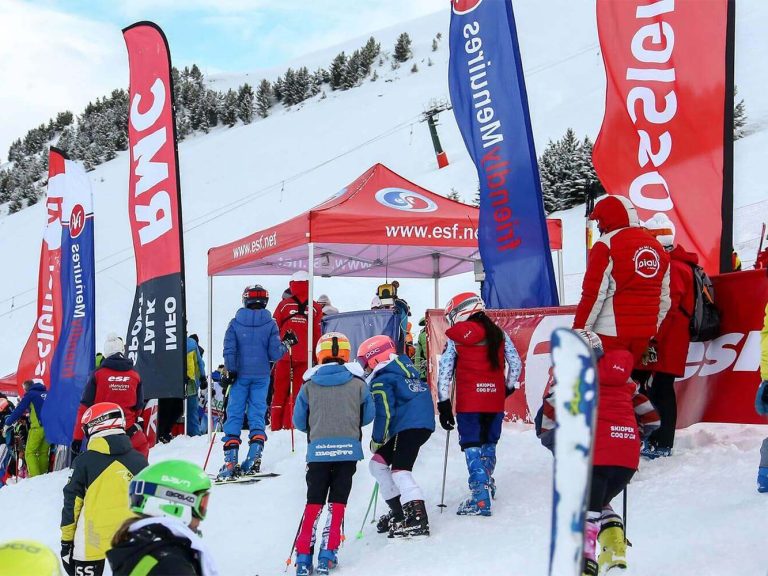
xmin=688 ymin=265 xmax=720 ymax=342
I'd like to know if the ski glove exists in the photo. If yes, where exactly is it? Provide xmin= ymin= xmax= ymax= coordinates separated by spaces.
xmin=437 ymin=400 xmax=455 ymax=431
xmin=127 ymin=419 xmax=144 ymax=438
xmin=755 ymin=381 xmax=768 ymax=416
xmin=224 ymin=371 xmax=238 ymax=386
xmin=70 ymin=439 xmax=82 ymax=459
xmin=282 ymin=330 xmax=299 ymax=348
xmin=60 ymin=541 xmax=74 ymax=576
xmin=200 ymin=375 xmax=208 ymax=390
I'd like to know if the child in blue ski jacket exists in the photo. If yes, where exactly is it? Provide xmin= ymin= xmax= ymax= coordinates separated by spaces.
xmin=2 ymin=380 xmax=50 ymax=477
xmin=218 ymin=285 xmax=297 ymax=480
xmin=292 ymin=332 xmax=374 ymax=576
xmin=357 ymin=335 xmax=435 ymax=538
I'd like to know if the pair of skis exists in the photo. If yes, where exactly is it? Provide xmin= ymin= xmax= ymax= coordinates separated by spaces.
xmin=209 ymin=471 xmax=280 ymax=486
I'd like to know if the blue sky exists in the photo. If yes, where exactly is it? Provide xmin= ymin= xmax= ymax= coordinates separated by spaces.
xmin=0 ymin=0 xmax=443 ymax=156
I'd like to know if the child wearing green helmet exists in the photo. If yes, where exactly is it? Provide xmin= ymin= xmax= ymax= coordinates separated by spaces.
xmin=107 ymin=460 xmax=219 ymax=576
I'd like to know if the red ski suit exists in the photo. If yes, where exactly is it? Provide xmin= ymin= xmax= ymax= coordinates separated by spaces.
xmin=574 ymin=196 xmax=671 ymax=364
xmin=593 ymin=350 xmax=641 ymax=469
xmin=654 ymin=245 xmax=697 ymax=377
xmin=72 ymin=354 xmax=148 ymax=457
xmin=271 ymin=279 xmax=322 ymax=430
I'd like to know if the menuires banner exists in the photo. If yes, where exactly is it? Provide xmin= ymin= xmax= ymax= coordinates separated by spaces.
xmin=448 ymin=0 xmax=558 ymax=309
xmin=123 ymin=22 xmax=186 ymax=399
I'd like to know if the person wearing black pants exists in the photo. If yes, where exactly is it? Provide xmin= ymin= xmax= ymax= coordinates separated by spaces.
xmin=644 ymin=372 xmax=677 ymax=450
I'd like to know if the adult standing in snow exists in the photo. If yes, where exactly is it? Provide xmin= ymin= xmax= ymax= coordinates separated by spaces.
xmin=292 ymin=332 xmax=374 ymax=576
xmin=317 ymin=294 xmax=339 ymax=315
xmin=573 ymin=196 xmax=671 ymax=366
xmin=754 ymin=299 xmax=768 ymax=492
xmin=107 ymin=460 xmax=218 ymax=576
xmin=437 ymin=293 xmax=521 ymax=516
xmin=218 ymin=285 xmax=296 ymax=480
xmin=642 ymin=213 xmax=697 ymax=459
xmin=71 ymin=334 xmax=148 ymax=459
xmin=185 ymin=334 xmax=205 ymax=436
xmin=358 ymin=335 xmax=434 ymax=538
xmin=60 ymin=403 xmax=148 ymax=576
xmin=271 ymin=271 xmax=323 ymax=431
xmin=2 ymin=379 xmax=49 ymax=477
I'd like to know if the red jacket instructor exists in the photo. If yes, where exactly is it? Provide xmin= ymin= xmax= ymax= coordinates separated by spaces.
xmin=71 ymin=334 xmax=148 ymax=458
xmin=574 ymin=195 xmax=671 ymax=365
xmin=271 ymin=272 xmax=323 ymax=431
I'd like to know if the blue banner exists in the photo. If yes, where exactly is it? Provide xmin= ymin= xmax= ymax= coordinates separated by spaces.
xmin=42 ymin=150 xmax=95 ymax=445
xmin=448 ymin=0 xmax=558 ymax=308
xmin=321 ymin=309 xmax=400 ymax=356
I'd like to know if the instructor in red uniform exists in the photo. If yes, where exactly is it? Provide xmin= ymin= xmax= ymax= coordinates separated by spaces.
xmin=574 ymin=195 xmax=671 ymax=365
xmin=271 ymin=271 xmax=323 ymax=431
xmin=71 ymin=334 xmax=148 ymax=458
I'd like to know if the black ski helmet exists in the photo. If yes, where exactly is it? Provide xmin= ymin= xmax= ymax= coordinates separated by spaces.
xmin=243 ymin=285 xmax=269 ymax=309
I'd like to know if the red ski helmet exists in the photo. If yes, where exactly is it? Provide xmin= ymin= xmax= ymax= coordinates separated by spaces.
xmin=81 ymin=402 xmax=125 ymax=438
xmin=242 ymin=285 xmax=269 ymax=309
xmin=357 ymin=335 xmax=397 ymax=371
xmin=444 ymin=292 xmax=485 ymax=326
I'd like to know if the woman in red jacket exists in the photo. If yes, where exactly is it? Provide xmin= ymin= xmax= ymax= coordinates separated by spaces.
xmin=643 ymin=213 xmax=697 ymax=458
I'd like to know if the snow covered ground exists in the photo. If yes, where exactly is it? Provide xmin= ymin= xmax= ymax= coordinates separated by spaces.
xmin=2 ymin=421 xmax=767 ymax=575
xmin=1 ymin=2 xmax=767 ymax=575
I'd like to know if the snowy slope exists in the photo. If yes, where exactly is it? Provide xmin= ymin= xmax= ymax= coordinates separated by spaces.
xmin=1 ymin=2 xmax=767 ymax=375
xmin=2 ymin=423 xmax=767 ymax=576
xmin=0 ymin=6 xmax=767 ymax=574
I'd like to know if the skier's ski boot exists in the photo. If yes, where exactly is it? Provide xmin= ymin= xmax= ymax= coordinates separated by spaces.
xmin=377 ymin=497 xmax=404 ymax=534
xmin=216 ymin=440 xmax=240 ymax=481
xmin=456 ymin=447 xmax=491 ymax=516
xmin=480 ymin=443 xmax=497 ymax=499
xmin=316 ymin=549 xmax=337 ymax=575
xmin=641 ymin=441 xmax=672 ymax=460
xmin=241 ymin=435 xmax=264 ymax=475
xmin=391 ymin=500 xmax=429 ymax=538
xmin=295 ymin=553 xmax=313 ymax=576
xmin=758 ymin=467 xmax=768 ymax=493
xmin=582 ymin=559 xmax=598 ymax=576
xmin=598 ymin=516 xmax=628 ymax=573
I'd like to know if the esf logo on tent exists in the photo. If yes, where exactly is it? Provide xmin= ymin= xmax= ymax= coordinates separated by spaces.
xmin=374 ymin=188 xmax=437 ymax=213
xmin=452 ymin=0 xmax=484 ymax=15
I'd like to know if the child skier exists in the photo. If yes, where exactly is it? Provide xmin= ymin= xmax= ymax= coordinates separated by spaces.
xmin=218 ymin=285 xmax=297 ymax=480
xmin=107 ymin=460 xmax=218 ymax=576
xmin=2 ymin=379 xmax=49 ymax=477
xmin=292 ymin=332 xmax=375 ymax=576
xmin=436 ymin=293 xmax=521 ymax=516
xmin=357 ymin=335 xmax=434 ymax=537
xmin=754 ymin=301 xmax=768 ymax=491
xmin=60 ymin=403 xmax=148 ymax=576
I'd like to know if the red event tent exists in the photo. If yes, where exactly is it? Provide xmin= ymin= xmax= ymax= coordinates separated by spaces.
xmin=206 ymin=163 xmax=563 ymax=363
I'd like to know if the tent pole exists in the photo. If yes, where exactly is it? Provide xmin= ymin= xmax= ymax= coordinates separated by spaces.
xmin=308 ymin=242 xmax=315 ymax=364
xmin=207 ymin=275 xmax=213 ymax=441
xmin=557 ymin=250 xmax=565 ymax=304
xmin=433 ymin=253 xmax=440 ymax=308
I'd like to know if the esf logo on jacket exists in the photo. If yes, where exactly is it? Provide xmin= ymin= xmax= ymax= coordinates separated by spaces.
xmin=633 ymin=246 xmax=661 ymax=278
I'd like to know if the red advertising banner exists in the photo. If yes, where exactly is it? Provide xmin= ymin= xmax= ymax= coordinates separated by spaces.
xmin=16 ymin=151 xmax=67 ymax=393
xmin=593 ymin=0 xmax=730 ymax=275
xmin=123 ymin=22 xmax=186 ymax=399
xmin=427 ymin=270 xmax=767 ymax=427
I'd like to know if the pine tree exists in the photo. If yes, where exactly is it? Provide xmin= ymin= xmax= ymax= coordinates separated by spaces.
xmin=411 ymin=63 xmax=418 ymax=73
xmin=447 ymin=189 xmax=461 ymax=201
xmin=237 ymin=83 xmax=255 ymax=124
xmin=256 ymin=79 xmax=272 ymax=118
xmin=360 ymin=37 xmax=380 ymax=76
xmin=272 ymin=77 xmax=284 ymax=102
xmin=394 ymin=32 xmax=412 ymax=63
xmin=734 ymin=85 xmax=747 ymax=140
xmin=222 ymin=89 xmax=239 ymax=127
xmin=432 ymin=38 xmax=439 ymax=52
xmin=330 ymin=52 xmax=347 ymax=90
xmin=473 ymin=185 xmax=481 ymax=207
xmin=342 ymin=51 xmax=362 ymax=89
xmin=294 ymin=67 xmax=312 ymax=102
xmin=54 ymin=111 xmax=73 ymax=130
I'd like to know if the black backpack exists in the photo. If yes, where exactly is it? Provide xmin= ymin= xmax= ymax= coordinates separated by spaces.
xmin=687 ymin=264 xmax=720 ymax=342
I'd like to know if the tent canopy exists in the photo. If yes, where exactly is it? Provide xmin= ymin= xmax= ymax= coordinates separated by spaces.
xmin=208 ymin=163 xmax=561 ymax=279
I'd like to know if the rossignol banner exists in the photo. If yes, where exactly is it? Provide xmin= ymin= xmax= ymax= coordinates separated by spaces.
xmin=41 ymin=149 xmax=96 ymax=444
xmin=123 ymin=22 xmax=186 ymax=398
xmin=426 ymin=271 xmax=767 ymax=427
xmin=16 ymin=150 xmax=66 ymax=394
xmin=448 ymin=0 xmax=558 ymax=309
xmin=593 ymin=0 xmax=733 ymax=275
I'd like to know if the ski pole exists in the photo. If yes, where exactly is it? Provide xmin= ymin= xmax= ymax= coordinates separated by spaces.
xmin=438 ymin=429 xmax=451 ymax=513
xmin=356 ymin=483 xmax=379 ymax=539
xmin=371 ymin=484 xmax=379 ymax=524
xmin=202 ymin=416 xmax=222 ymax=471
xmin=623 ymin=487 xmax=628 ymax=543
xmin=284 ymin=513 xmax=304 ymax=572
xmin=288 ymin=346 xmax=295 ymax=453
